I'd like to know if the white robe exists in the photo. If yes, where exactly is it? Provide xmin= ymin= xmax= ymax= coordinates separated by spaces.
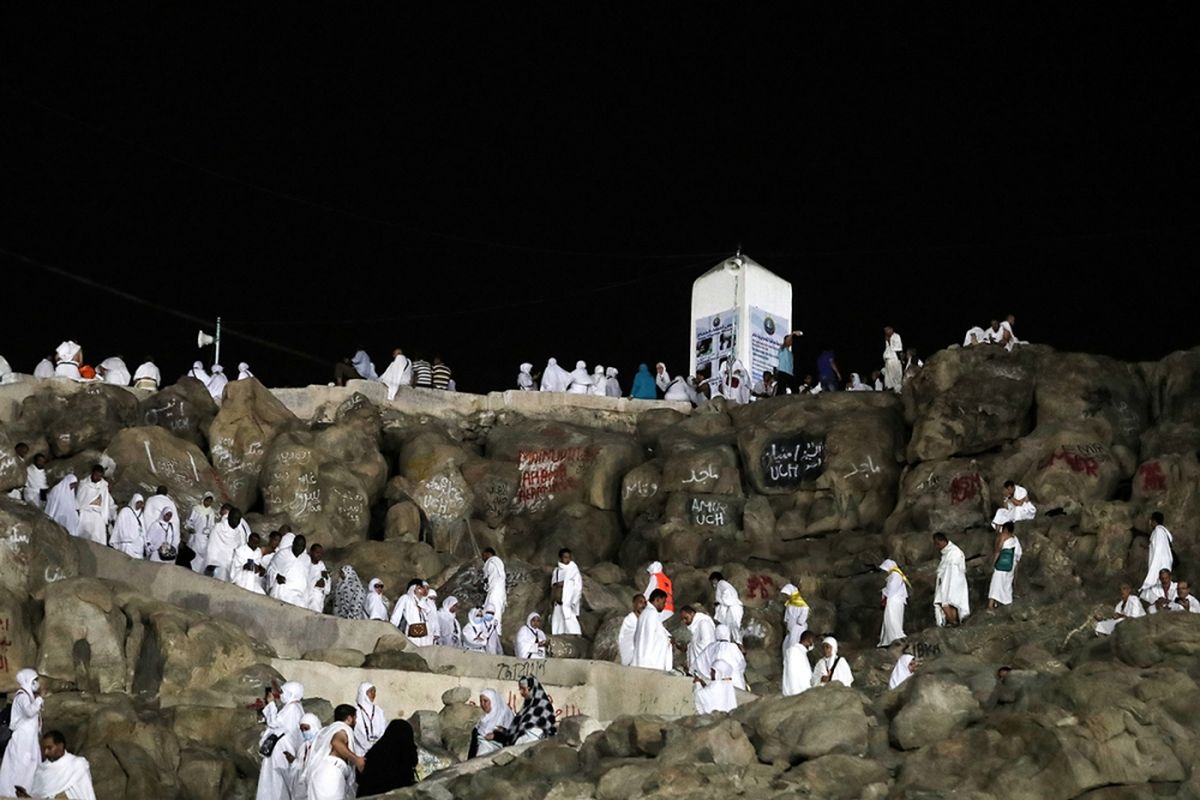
xmin=515 ymin=620 xmax=548 ymax=660
xmin=185 ymin=503 xmax=216 ymax=573
xmin=698 ymin=638 xmax=747 ymax=690
xmin=655 ymin=364 xmax=671 ymax=394
xmin=888 ymin=654 xmax=916 ymax=690
xmin=632 ymin=607 xmax=672 ymax=671
xmin=879 ymin=562 xmax=908 ymax=646
xmin=694 ymin=661 xmax=738 ymax=714
xmin=99 ymin=356 xmax=130 ymax=386
xmin=618 ymin=611 xmax=639 ymax=666
xmin=812 ymin=639 xmax=854 ymax=688
xmin=462 ymin=612 xmax=498 ymax=654
xmin=484 ymin=557 xmax=507 ymax=630
xmin=307 ymin=559 xmax=331 ymax=613
xmin=992 ymin=485 xmax=1037 ymax=527
xmin=231 ymin=545 xmax=266 ymax=595
xmin=110 ymin=502 xmax=145 ymax=559
xmin=1170 ymin=595 xmax=1200 ymax=613
xmin=934 ymin=541 xmax=971 ymax=626
xmin=277 ymin=551 xmax=313 ymax=607
xmin=713 ymin=580 xmax=744 ymax=644
xmin=540 ymin=359 xmax=571 ymax=392
xmin=207 ymin=368 xmax=229 ymax=400
xmin=437 ymin=607 xmax=462 ymax=648
xmin=142 ymin=495 xmax=179 ymax=533
xmin=145 ymin=516 xmax=179 ymax=562
xmin=257 ymin=689 xmax=304 ymax=800
xmin=882 ymin=332 xmax=904 ymax=392
xmin=351 ymin=351 xmax=377 ymax=380
xmin=44 ymin=476 xmax=79 ymax=535
xmin=782 ymin=643 xmax=813 ymax=697
xmin=685 ymin=612 xmax=717 ymax=675
xmin=566 ymin=363 xmax=593 ymax=395
xmin=75 ymin=478 xmax=112 ymax=544
xmin=1095 ymin=595 xmax=1145 ymax=635
xmin=29 ymin=752 xmax=97 ymax=800
xmin=390 ymin=592 xmax=433 ymax=646
xmin=1141 ymin=581 xmax=1178 ymax=615
xmin=379 ymin=354 xmax=413 ymax=400
xmin=352 ymin=684 xmax=383 ymax=757
xmin=132 ymin=360 xmax=161 ymax=389
xmin=550 ymin=561 xmax=583 ymax=635
xmin=963 ymin=326 xmax=987 ymax=347
xmin=303 ymin=721 xmax=354 ymax=800
xmin=1141 ymin=525 xmax=1174 ymax=590
xmin=0 ymin=682 xmax=43 ymax=796
xmin=588 ymin=367 xmax=607 ymax=396
xmin=23 ymin=465 xmax=47 ymax=508
xmin=987 ymin=537 xmax=1022 ymax=605
xmin=34 ymin=358 xmax=55 ymax=378
xmin=206 ymin=520 xmax=247 ymax=582
xmin=605 ymin=371 xmax=621 ymax=397
xmin=364 ymin=580 xmax=389 ymax=621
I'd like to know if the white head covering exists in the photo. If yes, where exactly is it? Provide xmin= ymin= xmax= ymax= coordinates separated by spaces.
xmin=520 ymin=363 xmax=533 ymax=375
xmin=189 ymin=361 xmax=210 ymax=382
xmin=442 ymin=595 xmax=458 ymax=613
xmin=780 ymin=583 xmax=798 ymax=596
xmin=99 ymin=356 xmax=131 ymax=385
xmin=237 ymin=362 xmax=253 ymax=380
xmin=606 ymin=367 xmax=617 ymax=378
xmin=715 ymin=624 xmax=733 ymax=642
xmin=280 ymin=681 xmax=304 ymax=705
xmin=364 ymin=577 xmax=389 ymax=618
xmin=889 ymin=653 xmax=915 ymax=690
xmin=475 ymin=688 xmax=514 ymax=735
xmin=526 ymin=611 xmax=541 ymax=627
xmin=647 ymin=561 xmax=663 ymax=575
xmin=55 ymin=341 xmax=81 ymax=362
xmin=822 ymin=636 xmax=839 ymax=658
xmin=351 ymin=350 xmax=378 ymax=380
xmin=300 ymin=712 xmax=321 ymax=734
xmin=356 ymin=681 xmax=376 ymax=710
xmin=133 ymin=360 xmax=161 ymax=386
xmin=16 ymin=668 xmax=39 ymax=695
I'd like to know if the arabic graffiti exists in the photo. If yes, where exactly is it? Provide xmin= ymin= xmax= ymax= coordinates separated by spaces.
xmin=950 ymin=473 xmax=983 ymax=504
xmin=842 ymin=455 xmax=883 ymax=480
xmin=746 ymin=575 xmax=775 ymax=600
xmin=760 ymin=435 xmax=826 ymax=488
xmin=681 ymin=465 xmax=720 ymax=485
xmin=623 ymin=479 xmax=659 ymax=500
xmin=1138 ymin=462 xmax=1167 ymax=493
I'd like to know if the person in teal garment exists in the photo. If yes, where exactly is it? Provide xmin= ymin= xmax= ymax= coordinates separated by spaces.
xmin=631 ymin=364 xmax=657 ymax=399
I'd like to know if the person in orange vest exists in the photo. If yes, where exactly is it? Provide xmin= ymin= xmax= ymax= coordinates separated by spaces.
xmin=644 ymin=561 xmax=675 ymax=621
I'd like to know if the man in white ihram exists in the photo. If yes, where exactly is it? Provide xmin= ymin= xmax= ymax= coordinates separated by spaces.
xmin=74 ymin=465 xmax=113 ymax=545
xmin=550 ymin=548 xmax=583 ymax=635
xmin=881 ymin=325 xmax=904 ymax=393
xmin=379 ymin=348 xmax=413 ymax=401
xmin=15 ymin=730 xmax=96 ymax=800
xmin=933 ymin=532 xmax=970 ymax=627
xmin=632 ymin=589 xmax=673 ymax=672
xmin=618 ymin=594 xmax=646 ymax=666
xmin=1140 ymin=512 xmax=1174 ymax=593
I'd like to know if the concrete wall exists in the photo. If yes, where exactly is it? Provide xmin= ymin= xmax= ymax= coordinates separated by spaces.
xmin=72 ymin=539 xmax=402 ymax=658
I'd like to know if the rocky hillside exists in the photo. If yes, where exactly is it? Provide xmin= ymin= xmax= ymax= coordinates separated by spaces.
xmin=2 ymin=341 xmax=1199 ymax=798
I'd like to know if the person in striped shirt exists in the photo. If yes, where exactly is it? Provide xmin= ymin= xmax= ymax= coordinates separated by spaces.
xmin=412 ymin=356 xmax=434 ymax=388
xmin=431 ymin=356 xmax=452 ymax=390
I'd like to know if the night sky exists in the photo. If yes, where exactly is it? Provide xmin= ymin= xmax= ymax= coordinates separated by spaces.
xmin=3 ymin=8 xmax=1195 ymax=394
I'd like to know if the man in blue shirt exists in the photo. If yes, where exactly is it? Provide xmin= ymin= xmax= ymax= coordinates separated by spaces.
xmin=817 ymin=349 xmax=842 ymax=392
xmin=775 ymin=332 xmax=803 ymax=393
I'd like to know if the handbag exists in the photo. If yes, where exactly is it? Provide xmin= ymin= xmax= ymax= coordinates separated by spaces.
xmin=159 ymin=544 xmax=179 ymax=561
xmin=994 ymin=547 xmax=1015 ymax=572
xmin=551 ymin=581 xmax=564 ymax=604
xmin=406 ymin=622 xmax=429 ymax=639
xmin=259 ymin=733 xmax=282 ymax=757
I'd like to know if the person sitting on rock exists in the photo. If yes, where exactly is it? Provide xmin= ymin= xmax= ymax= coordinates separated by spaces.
xmin=999 ymin=314 xmax=1021 ymax=350
xmin=390 ymin=579 xmax=434 ymax=646
xmin=14 ymin=730 xmax=96 ymax=800
xmin=619 ymin=594 xmax=646 ymax=666
xmin=644 ymin=562 xmax=675 ymax=621
xmin=680 ymin=605 xmax=717 ymax=677
xmin=846 ymin=372 xmax=870 ymax=391
xmin=751 ymin=370 xmax=778 ymax=399
xmin=933 ymin=532 xmax=970 ymax=627
xmin=878 ymin=560 xmax=909 ymax=646
xmin=963 ymin=326 xmax=987 ymax=347
xmin=469 ymin=689 xmax=514 ymax=758
xmin=54 ymin=340 xmax=83 ymax=380
xmin=1140 ymin=568 xmax=1178 ymax=614
xmin=709 ymin=572 xmax=744 ymax=644
xmin=33 ymin=353 xmax=55 ymax=378
xmin=515 ymin=612 xmax=548 ymax=659
xmin=379 ymin=348 xmax=413 ymax=401
xmin=1168 ymin=580 xmax=1200 ymax=613
xmin=1094 ymin=582 xmax=1145 ymax=635
xmin=604 ymin=367 xmax=621 ymax=397
xmin=991 ymin=481 xmax=1036 ymax=530
xmin=871 ymin=370 xmax=885 ymax=391
xmin=490 ymin=676 xmax=558 ymax=746
xmin=811 ymin=636 xmax=854 ymax=688
xmin=588 ymin=364 xmax=608 ymax=396
xmin=132 ymin=356 xmax=160 ymax=390
xmin=655 ymin=362 xmax=672 ymax=395
xmin=237 ymin=362 xmax=254 ymax=380
xmin=798 ymin=374 xmax=822 ymax=394
xmin=982 ymin=319 xmax=1005 ymax=345
xmin=1140 ymin=512 xmax=1174 ymax=592
xmin=207 ymin=364 xmax=229 ymax=400
xmin=629 ymin=363 xmax=657 ymax=399
xmin=663 ymin=374 xmax=701 ymax=405
xmin=987 ymin=522 xmax=1022 ymax=610
xmin=431 ymin=356 xmax=452 ymax=391
xmin=411 ymin=355 xmax=434 ymax=388
xmin=540 ymin=357 xmax=571 ymax=392
xmin=632 ymin=589 xmax=673 ymax=672
xmin=187 ymin=360 xmax=210 ymax=384
xmin=693 ymin=659 xmax=739 ymax=715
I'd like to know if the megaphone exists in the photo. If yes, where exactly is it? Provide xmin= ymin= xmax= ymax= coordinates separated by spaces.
xmin=197 ymin=330 xmax=215 ymax=348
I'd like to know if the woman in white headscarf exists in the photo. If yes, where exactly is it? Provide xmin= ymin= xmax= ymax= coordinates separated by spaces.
xmin=811 ymin=637 xmax=854 ymax=687
xmin=288 ymin=712 xmax=323 ymax=799
xmin=207 ymin=365 xmax=228 ymax=400
xmin=888 ymin=653 xmax=917 ymax=690
xmin=256 ymin=681 xmax=305 ymax=800
xmin=847 ymin=373 xmax=870 ymax=391
xmin=437 ymin=596 xmax=462 ymax=648
xmin=145 ymin=508 xmax=180 ymax=562
xmin=188 ymin=361 xmax=211 ymax=384
xmin=604 ymin=367 xmax=621 ymax=397
xmin=364 ymin=578 xmax=390 ymax=621
xmin=44 ymin=474 xmax=80 ymax=535
xmin=0 ymin=669 xmax=44 ymax=797
xmin=588 ymin=365 xmax=607 ymax=396
xmin=780 ymin=583 xmax=812 ymax=696
xmin=698 ymin=624 xmax=747 ymax=690
xmin=517 ymin=363 xmax=535 ymax=391
xmin=110 ymin=493 xmax=145 ymax=559
xmin=470 ymin=689 xmax=514 ymax=758
xmin=98 ymin=356 xmax=131 ymax=386
xmin=540 ymin=358 xmax=571 ymax=392
xmin=352 ymin=682 xmax=384 ymax=756
xmin=693 ymin=659 xmax=739 ymax=714
xmin=34 ymin=356 xmax=56 ymax=378
xmin=723 ymin=360 xmax=751 ymax=405
xmin=389 ymin=580 xmax=433 ymax=646
xmin=878 ymin=559 xmax=910 ymax=646
xmin=566 ymin=361 xmax=593 ymax=394
xmin=54 ymin=341 xmax=82 ymax=379
xmin=654 ymin=363 xmax=671 ymax=394
xmin=515 ymin=612 xmax=548 ymax=659
xmin=350 ymin=350 xmax=377 ymax=380
xmin=132 ymin=358 xmax=161 ymax=390
xmin=238 ymin=362 xmax=254 ymax=380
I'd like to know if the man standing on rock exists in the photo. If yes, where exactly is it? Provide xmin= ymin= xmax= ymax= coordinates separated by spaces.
xmin=307 ymin=544 xmax=331 ymax=613
xmin=22 ymin=452 xmax=48 ymax=509
xmin=680 ymin=605 xmax=716 ymax=676
xmin=633 ymin=589 xmax=673 ymax=671
xmin=231 ymin=533 xmax=267 ymax=595
xmin=275 ymin=535 xmax=312 ymax=608
xmin=933 ymin=532 xmax=970 ymax=627
xmin=1140 ymin=512 xmax=1174 ymax=592
xmin=881 ymin=326 xmax=904 ymax=393
xmin=878 ymin=560 xmax=909 ymax=645
xmin=619 ymin=594 xmax=646 ymax=666
xmin=644 ymin=562 xmax=675 ymax=621
xmin=550 ymin=548 xmax=583 ymax=636
xmin=74 ymin=465 xmax=112 ymax=545
xmin=207 ymin=506 xmax=249 ymax=583
xmin=709 ymin=571 xmax=744 ymax=644
xmin=482 ymin=548 xmax=508 ymax=633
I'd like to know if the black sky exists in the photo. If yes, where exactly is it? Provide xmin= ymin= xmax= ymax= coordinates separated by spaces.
xmin=2 ymin=7 xmax=1196 ymax=393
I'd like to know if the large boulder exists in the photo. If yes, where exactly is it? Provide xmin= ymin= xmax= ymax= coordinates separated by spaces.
xmin=0 ymin=587 xmax=38 ymax=692
xmin=138 ymin=378 xmax=218 ymax=447
xmin=0 ymin=424 xmax=26 ymax=492
xmin=437 ymin=558 xmax=548 ymax=651
xmin=781 ymin=754 xmax=891 ymax=800
xmin=656 ymin=716 xmax=757 ymax=766
xmin=104 ymin=426 xmax=224 ymax=512
xmin=531 ymin=504 xmax=624 ymax=567
xmin=258 ymin=428 xmax=378 ymax=547
xmin=905 ymin=346 xmax=1038 ymax=462
xmin=619 ymin=461 xmax=665 ymax=526
xmin=1000 ymin=424 xmax=1126 ymax=513
xmin=890 ymin=674 xmax=984 ymax=750
xmin=886 ymin=457 xmax=992 ymax=534
xmin=37 ymin=578 xmax=129 ymax=693
xmin=333 ymin=541 xmax=445 ymax=598
xmin=1131 ymin=454 xmax=1200 ymax=557
xmin=1034 ymin=352 xmax=1150 ymax=459
xmin=734 ymin=686 xmax=870 ymax=765
xmin=208 ymin=378 xmax=301 ymax=510
xmin=411 ymin=467 xmax=476 ymax=559
xmin=0 ymin=496 xmax=81 ymax=596
xmin=31 ymin=383 xmax=140 ymax=458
